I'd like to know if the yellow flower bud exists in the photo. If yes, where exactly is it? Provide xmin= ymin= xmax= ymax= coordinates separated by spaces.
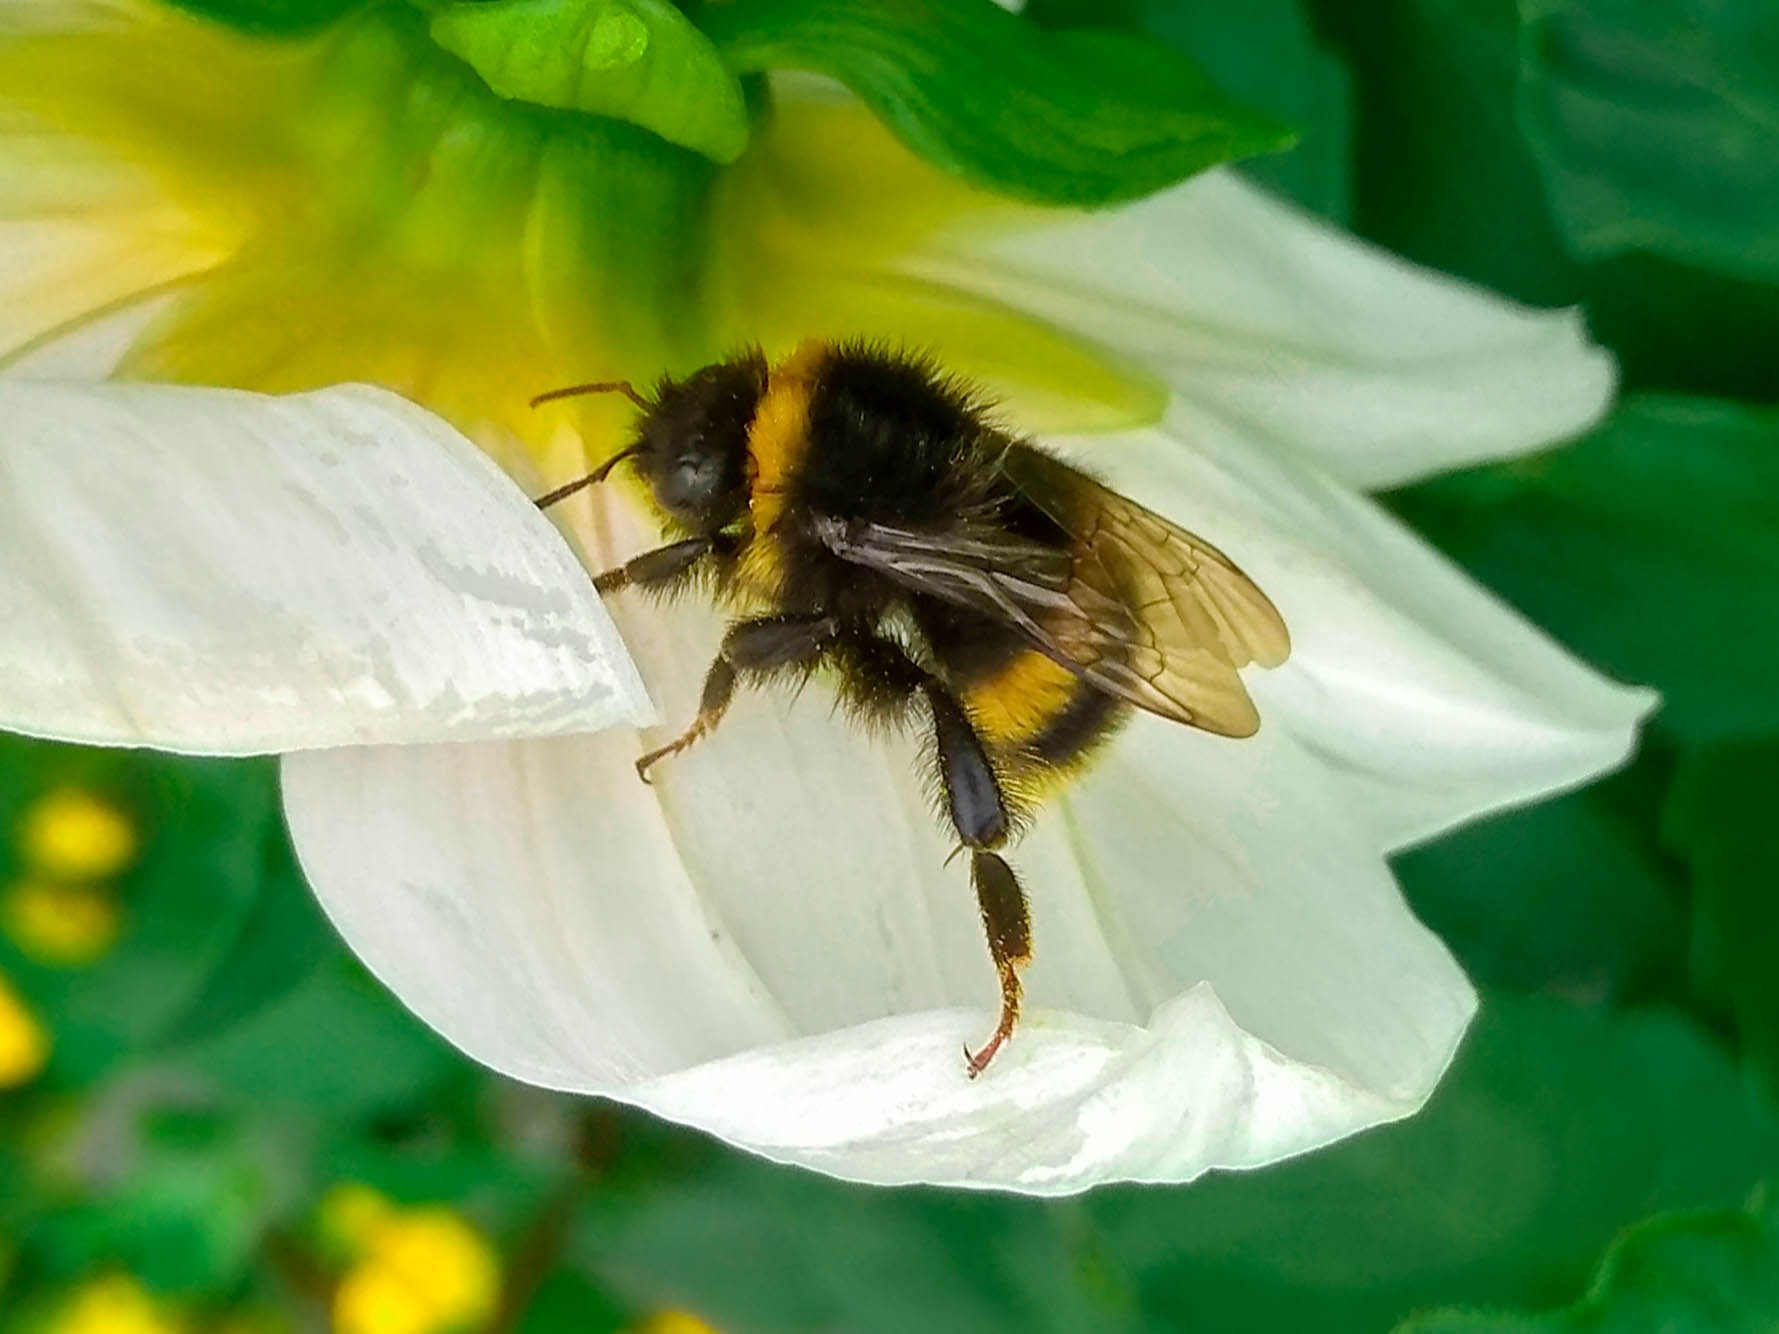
xmin=2 ymin=879 xmax=122 ymax=965
xmin=0 ymin=973 xmax=50 ymax=1088
xmin=18 ymin=788 xmax=139 ymax=882
xmin=51 ymin=1275 xmax=184 ymax=1334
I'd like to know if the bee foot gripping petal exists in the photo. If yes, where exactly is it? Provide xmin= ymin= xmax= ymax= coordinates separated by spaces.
xmin=965 ymin=849 xmax=1032 ymax=1078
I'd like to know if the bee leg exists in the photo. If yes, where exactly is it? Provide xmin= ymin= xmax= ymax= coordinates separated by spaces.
xmin=635 ymin=655 xmax=736 ymax=783
xmin=925 ymin=683 xmax=1032 ymax=1078
xmin=965 ymin=850 xmax=1031 ymax=1080
xmin=591 ymin=536 xmax=720 ymax=595
xmin=636 ymin=613 xmax=838 ymax=783
xmin=833 ymin=630 xmax=1033 ymax=1075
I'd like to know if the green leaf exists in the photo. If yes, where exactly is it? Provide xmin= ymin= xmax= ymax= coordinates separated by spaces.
xmin=155 ymin=831 xmax=335 ymax=1048
xmin=1518 ymin=0 xmax=1779 ymax=286
xmin=1393 ymin=754 xmax=1686 ymax=1002
xmin=1311 ymin=0 xmax=1779 ymax=403
xmin=1391 ymin=395 xmax=1779 ymax=743
xmin=1583 ymin=253 xmax=1779 ymax=405
xmin=159 ymin=0 xmax=369 ymax=36
xmin=1310 ymin=0 xmax=1582 ymax=305
xmin=583 ymin=997 xmax=1779 ymax=1334
xmin=0 ymin=741 xmax=283 ymax=1087
xmin=43 ymin=1109 xmax=302 ymax=1299
xmin=697 ymin=0 xmax=1294 ymax=207
xmin=427 ymin=0 xmax=750 ymax=162
xmin=1399 ymin=1191 xmax=1779 ymax=1332
xmin=1089 ymin=998 xmax=1779 ymax=1334
xmin=519 ymin=1271 xmax=633 ymax=1334
xmin=180 ymin=955 xmax=462 ymax=1119
xmin=1028 ymin=0 xmax=1353 ymax=220
xmin=1665 ymin=742 xmax=1779 ymax=1108
xmin=584 ymin=1171 xmax=1150 ymax=1334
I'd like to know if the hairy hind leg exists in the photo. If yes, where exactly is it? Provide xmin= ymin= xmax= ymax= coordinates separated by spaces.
xmin=839 ymin=632 xmax=1032 ymax=1077
xmin=927 ymin=684 xmax=1034 ymax=1076
xmin=963 ymin=849 xmax=1032 ymax=1077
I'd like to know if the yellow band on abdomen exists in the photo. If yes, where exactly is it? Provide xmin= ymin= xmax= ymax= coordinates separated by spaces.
xmin=962 ymin=648 xmax=1082 ymax=750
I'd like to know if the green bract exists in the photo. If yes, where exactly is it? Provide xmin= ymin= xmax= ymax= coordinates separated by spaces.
xmin=148 ymin=0 xmax=1288 ymax=204
xmin=696 ymin=0 xmax=1293 ymax=206
xmin=427 ymin=0 xmax=750 ymax=163
xmin=1027 ymin=0 xmax=1352 ymax=220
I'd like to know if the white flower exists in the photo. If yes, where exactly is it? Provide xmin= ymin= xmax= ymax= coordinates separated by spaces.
xmin=0 ymin=5 xmax=1653 ymax=1193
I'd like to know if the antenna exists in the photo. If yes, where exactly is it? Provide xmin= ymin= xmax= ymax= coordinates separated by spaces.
xmin=529 ymin=380 xmax=651 ymax=411
xmin=533 ymin=444 xmax=644 ymax=510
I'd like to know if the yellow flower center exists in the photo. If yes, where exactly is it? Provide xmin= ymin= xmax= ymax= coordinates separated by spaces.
xmin=0 ymin=1 xmax=1162 ymax=494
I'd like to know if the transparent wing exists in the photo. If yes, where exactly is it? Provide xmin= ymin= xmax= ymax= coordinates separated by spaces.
xmin=1001 ymin=445 xmax=1289 ymax=735
xmin=813 ymin=444 xmax=1290 ymax=736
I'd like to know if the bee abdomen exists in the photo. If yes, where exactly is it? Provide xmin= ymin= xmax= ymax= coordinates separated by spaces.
xmin=960 ymin=646 xmax=1127 ymax=789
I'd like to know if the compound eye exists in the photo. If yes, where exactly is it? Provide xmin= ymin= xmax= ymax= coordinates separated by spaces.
xmin=665 ymin=454 xmax=719 ymax=509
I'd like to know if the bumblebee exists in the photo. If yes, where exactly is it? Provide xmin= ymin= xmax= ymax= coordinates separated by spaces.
xmin=533 ymin=340 xmax=1290 ymax=1076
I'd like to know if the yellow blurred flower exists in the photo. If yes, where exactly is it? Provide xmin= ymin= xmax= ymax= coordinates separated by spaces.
xmin=2 ymin=878 xmax=123 ymax=965
xmin=316 ymin=1182 xmax=399 ymax=1260
xmin=368 ymin=1209 xmax=501 ymax=1325
xmin=51 ymin=1275 xmax=183 ymax=1334
xmin=330 ymin=1196 xmax=500 ymax=1334
xmin=633 ymin=1312 xmax=725 ymax=1334
xmin=16 ymin=788 xmax=139 ymax=882
xmin=0 ymin=971 xmax=50 ymax=1087
xmin=333 ymin=1264 xmax=435 ymax=1334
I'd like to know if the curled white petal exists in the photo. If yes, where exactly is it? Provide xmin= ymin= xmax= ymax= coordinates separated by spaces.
xmin=903 ymin=169 xmax=1615 ymax=490
xmin=626 ymin=989 xmax=1407 ymax=1192
xmin=1051 ymin=405 xmax=1656 ymax=853
xmin=0 ymin=212 xmax=212 ymax=374
xmin=0 ymin=380 xmax=649 ymax=753
xmin=282 ymin=534 xmax=1474 ymax=1192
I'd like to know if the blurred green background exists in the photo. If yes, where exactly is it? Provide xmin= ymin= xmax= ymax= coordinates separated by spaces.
xmin=5 ymin=0 xmax=1779 ymax=1331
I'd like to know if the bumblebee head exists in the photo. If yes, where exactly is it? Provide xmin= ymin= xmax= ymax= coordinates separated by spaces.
xmin=529 ymin=351 xmax=768 ymax=528
xmin=622 ymin=353 xmax=767 ymax=532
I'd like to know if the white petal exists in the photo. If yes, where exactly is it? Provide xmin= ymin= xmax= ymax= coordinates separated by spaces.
xmin=634 ymin=717 xmax=1475 ymax=1192
xmin=0 ymin=381 xmax=649 ymax=753
xmin=900 ymin=169 xmax=1615 ymax=490
xmin=1051 ymin=404 xmax=1656 ymax=853
xmin=0 ymin=280 xmax=172 ymax=381
xmin=284 ymin=499 xmax=1473 ymax=1192
xmin=0 ymin=212 xmax=215 ymax=373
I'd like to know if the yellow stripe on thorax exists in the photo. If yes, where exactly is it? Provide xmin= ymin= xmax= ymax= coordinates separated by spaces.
xmin=963 ymin=648 xmax=1081 ymax=749
xmin=739 ymin=338 xmax=828 ymax=597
